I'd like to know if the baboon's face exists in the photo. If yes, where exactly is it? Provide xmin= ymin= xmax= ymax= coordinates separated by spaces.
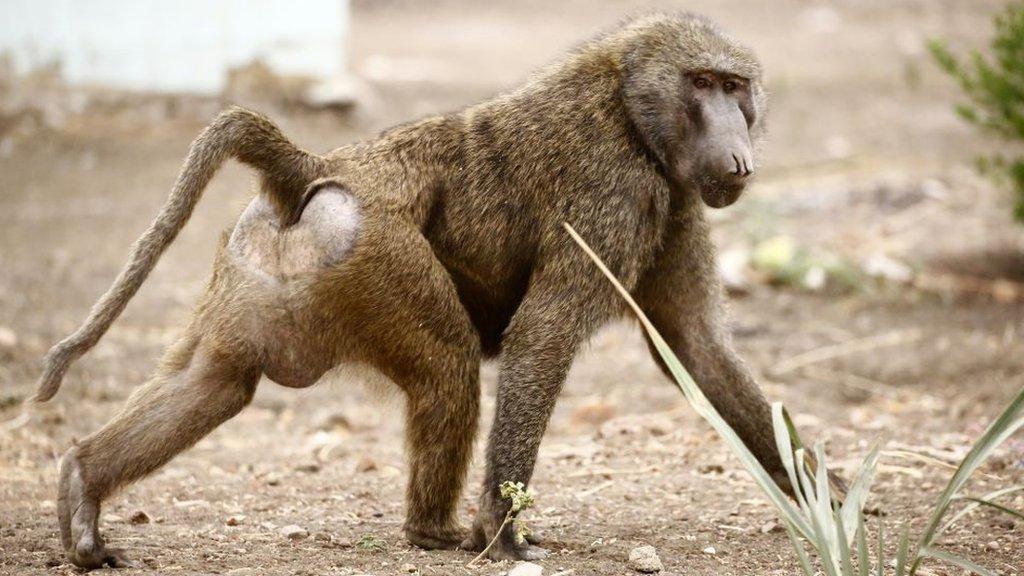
xmin=674 ymin=71 xmax=757 ymax=209
xmin=621 ymin=22 xmax=765 ymax=209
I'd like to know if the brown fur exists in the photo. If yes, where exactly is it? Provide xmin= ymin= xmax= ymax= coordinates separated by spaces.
xmin=37 ymin=13 xmax=808 ymax=568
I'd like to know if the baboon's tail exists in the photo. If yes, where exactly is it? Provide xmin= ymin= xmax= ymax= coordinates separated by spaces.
xmin=32 ymin=107 xmax=325 ymax=403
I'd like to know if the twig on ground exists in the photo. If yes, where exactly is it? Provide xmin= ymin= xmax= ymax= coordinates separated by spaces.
xmin=771 ymin=329 xmax=922 ymax=375
xmin=574 ymin=480 xmax=614 ymax=499
xmin=801 ymin=366 xmax=903 ymax=399
xmin=566 ymin=466 xmax=658 ymax=478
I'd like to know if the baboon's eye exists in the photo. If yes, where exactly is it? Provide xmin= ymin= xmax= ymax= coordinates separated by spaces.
xmin=693 ymin=76 xmax=712 ymax=89
xmin=722 ymin=79 xmax=739 ymax=93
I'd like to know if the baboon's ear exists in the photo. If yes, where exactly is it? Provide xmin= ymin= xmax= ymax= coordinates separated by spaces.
xmin=620 ymin=47 xmax=679 ymax=168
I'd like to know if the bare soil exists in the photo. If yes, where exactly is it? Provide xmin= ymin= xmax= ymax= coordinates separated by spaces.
xmin=1 ymin=1 xmax=1022 ymax=575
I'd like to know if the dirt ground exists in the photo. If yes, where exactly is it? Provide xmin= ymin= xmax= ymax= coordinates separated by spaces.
xmin=2 ymin=1 xmax=1023 ymax=574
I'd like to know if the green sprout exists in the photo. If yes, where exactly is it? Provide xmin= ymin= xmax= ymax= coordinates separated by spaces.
xmin=467 ymin=481 xmax=537 ymax=566
xmin=356 ymin=533 xmax=387 ymax=552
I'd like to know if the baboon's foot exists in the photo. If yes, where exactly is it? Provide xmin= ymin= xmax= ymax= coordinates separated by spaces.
xmin=58 ymin=448 xmax=135 ymax=569
xmin=405 ymin=522 xmax=466 ymax=550
xmin=462 ymin=515 xmax=548 ymax=561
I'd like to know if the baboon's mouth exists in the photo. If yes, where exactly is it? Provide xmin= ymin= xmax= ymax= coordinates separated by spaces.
xmin=700 ymin=183 xmax=744 ymax=208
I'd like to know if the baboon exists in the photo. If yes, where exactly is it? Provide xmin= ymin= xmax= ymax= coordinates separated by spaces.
xmin=35 ymin=13 xmax=820 ymax=569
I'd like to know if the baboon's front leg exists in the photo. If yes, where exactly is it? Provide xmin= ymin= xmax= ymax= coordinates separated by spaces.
xmin=466 ymin=276 xmax=614 ymax=561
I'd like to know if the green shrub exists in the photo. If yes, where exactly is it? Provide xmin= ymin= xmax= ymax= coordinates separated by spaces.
xmin=930 ymin=3 xmax=1024 ymax=221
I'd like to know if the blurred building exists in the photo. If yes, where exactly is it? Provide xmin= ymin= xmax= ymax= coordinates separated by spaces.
xmin=0 ymin=0 xmax=350 ymax=96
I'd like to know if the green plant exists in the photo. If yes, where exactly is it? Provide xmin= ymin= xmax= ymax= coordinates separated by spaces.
xmin=356 ymin=533 xmax=388 ymax=552
xmin=751 ymin=235 xmax=864 ymax=293
xmin=930 ymin=3 xmax=1024 ymax=221
xmin=565 ymin=222 xmax=1024 ymax=576
xmin=467 ymin=480 xmax=536 ymax=566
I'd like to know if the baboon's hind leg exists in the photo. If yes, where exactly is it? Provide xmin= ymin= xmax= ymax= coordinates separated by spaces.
xmin=338 ymin=216 xmax=481 ymax=550
xmin=58 ymin=336 xmax=260 ymax=569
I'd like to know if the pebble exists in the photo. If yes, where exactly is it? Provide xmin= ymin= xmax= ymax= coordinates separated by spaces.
xmin=265 ymin=473 xmax=282 ymax=486
xmin=129 ymin=510 xmax=151 ymax=525
xmin=226 ymin=514 xmax=246 ymax=526
xmin=401 ymin=563 xmax=418 ymax=573
xmin=628 ymin=545 xmax=663 ymax=573
xmin=280 ymin=525 xmax=308 ymax=540
xmin=985 ymin=540 xmax=1000 ymax=551
xmin=102 ymin=513 xmax=124 ymax=523
xmin=295 ymin=461 xmax=321 ymax=474
xmin=508 ymin=561 xmax=544 ymax=576
xmin=0 ymin=326 xmax=18 ymax=348
xmin=702 ymin=545 xmax=717 ymax=555
xmin=356 ymin=456 xmax=378 ymax=473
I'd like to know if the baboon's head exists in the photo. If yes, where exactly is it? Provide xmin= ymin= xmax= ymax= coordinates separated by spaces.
xmin=620 ymin=14 xmax=766 ymax=208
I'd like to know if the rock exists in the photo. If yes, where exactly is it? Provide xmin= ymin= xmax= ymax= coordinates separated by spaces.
xmin=985 ymin=540 xmax=1000 ymax=552
xmin=294 ymin=461 xmax=321 ymax=474
xmin=356 ymin=456 xmax=378 ymax=473
xmin=570 ymin=401 xmax=617 ymax=427
xmin=129 ymin=510 xmax=151 ymax=525
xmin=265 ymin=473 xmax=282 ymax=486
xmin=864 ymin=253 xmax=913 ymax=284
xmin=0 ymin=326 xmax=18 ymax=348
xmin=280 ymin=525 xmax=308 ymax=541
xmin=703 ymin=546 xmax=717 ymax=555
xmin=760 ymin=520 xmax=783 ymax=534
xmin=314 ymin=532 xmax=332 ymax=543
xmin=508 ymin=561 xmax=544 ymax=576
xmin=628 ymin=545 xmax=663 ymax=573
xmin=314 ymin=410 xmax=352 ymax=431
xmin=102 ymin=513 xmax=124 ymax=524
xmin=718 ymin=246 xmax=752 ymax=293
xmin=698 ymin=463 xmax=725 ymax=475
xmin=401 ymin=563 xmax=418 ymax=573
xmin=226 ymin=514 xmax=246 ymax=526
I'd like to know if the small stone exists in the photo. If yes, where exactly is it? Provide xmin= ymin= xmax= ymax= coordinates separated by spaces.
xmin=129 ymin=510 xmax=151 ymax=525
xmin=265 ymin=473 xmax=282 ymax=486
xmin=628 ymin=545 xmax=663 ymax=573
xmin=401 ymin=563 xmax=417 ymax=573
xmin=508 ymin=561 xmax=544 ymax=576
xmin=356 ymin=457 xmax=378 ymax=473
xmin=314 ymin=532 xmax=332 ymax=543
xmin=570 ymin=401 xmax=617 ymax=427
xmin=698 ymin=463 xmax=725 ymax=475
xmin=226 ymin=514 xmax=247 ymax=526
xmin=760 ymin=521 xmax=783 ymax=534
xmin=0 ymin=326 xmax=18 ymax=348
xmin=281 ymin=525 xmax=308 ymax=540
xmin=102 ymin=513 xmax=124 ymax=523
xmin=985 ymin=540 xmax=1000 ymax=551
xmin=295 ymin=461 xmax=321 ymax=473
xmin=702 ymin=545 xmax=717 ymax=555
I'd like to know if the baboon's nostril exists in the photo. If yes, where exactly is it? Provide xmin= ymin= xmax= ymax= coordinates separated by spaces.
xmin=731 ymin=154 xmax=742 ymax=176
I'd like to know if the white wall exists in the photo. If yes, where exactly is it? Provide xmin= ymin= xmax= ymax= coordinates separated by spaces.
xmin=0 ymin=0 xmax=349 ymax=94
